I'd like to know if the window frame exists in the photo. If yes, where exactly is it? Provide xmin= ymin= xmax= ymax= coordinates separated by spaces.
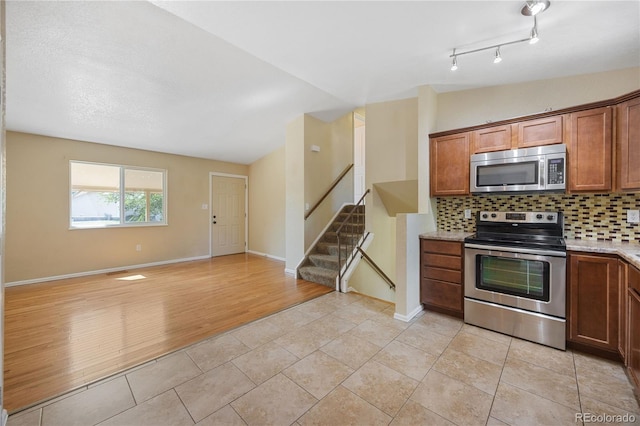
xmin=69 ymin=160 xmax=168 ymax=229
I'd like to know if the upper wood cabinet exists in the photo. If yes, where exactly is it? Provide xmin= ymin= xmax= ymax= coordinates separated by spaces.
xmin=568 ymin=252 xmax=619 ymax=351
xmin=568 ymin=106 xmax=613 ymax=192
xmin=430 ymin=133 xmax=470 ymax=196
xmin=472 ymin=125 xmax=512 ymax=153
xmin=516 ymin=115 xmax=564 ymax=148
xmin=616 ymin=96 xmax=640 ymax=192
xmin=471 ymin=116 xmax=564 ymax=154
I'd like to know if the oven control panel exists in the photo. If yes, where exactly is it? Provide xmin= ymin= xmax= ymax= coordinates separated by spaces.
xmin=479 ymin=211 xmax=560 ymax=224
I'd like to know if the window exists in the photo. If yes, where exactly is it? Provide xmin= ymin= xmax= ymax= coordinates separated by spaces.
xmin=70 ymin=161 xmax=167 ymax=228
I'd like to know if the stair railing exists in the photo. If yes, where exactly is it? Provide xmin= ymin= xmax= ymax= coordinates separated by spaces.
xmin=336 ymin=189 xmax=370 ymax=284
xmin=304 ymin=164 xmax=354 ymax=220
xmin=356 ymin=247 xmax=396 ymax=290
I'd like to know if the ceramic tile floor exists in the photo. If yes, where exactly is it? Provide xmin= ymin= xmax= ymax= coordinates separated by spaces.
xmin=8 ymin=291 xmax=640 ymax=426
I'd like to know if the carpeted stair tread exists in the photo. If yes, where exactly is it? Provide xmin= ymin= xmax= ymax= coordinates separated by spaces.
xmin=308 ymin=253 xmax=339 ymax=270
xmin=298 ymin=266 xmax=337 ymax=287
xmin=316 ymin=242 xmax=348 ymax=256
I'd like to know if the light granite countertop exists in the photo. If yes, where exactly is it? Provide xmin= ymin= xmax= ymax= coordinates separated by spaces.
xmin=419 ymin=231 xmax=640 ymax=269
xmin=419 ymin=231 xmax=473 ymax=242
xmin=566 ymin=239 xmax=640 ymax=269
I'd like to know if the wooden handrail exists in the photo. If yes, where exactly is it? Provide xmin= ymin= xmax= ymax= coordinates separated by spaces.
xmin=304 ymin=163 xmax=354 ymax=220
xmin=356 ymin=246 xmax=396 ymax=290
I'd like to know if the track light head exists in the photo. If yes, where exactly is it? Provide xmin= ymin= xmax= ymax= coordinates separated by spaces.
xmin=529 ymin=16 xmax=539 ymax=44
xmin=451 ymin=56 xmax=458 ymax=71
xmin=493 ymin=47 xmax=502 ymax=64
xmin=530 ymin=26 xmax=539 ymax=44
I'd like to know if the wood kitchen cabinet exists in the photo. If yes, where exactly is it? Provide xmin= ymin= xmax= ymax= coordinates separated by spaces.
xmin=628 ymin=265 xmax=640 ymax=389
xmin=472 ymin=125 xmax=512 ymax=153
xmin=420 ymin=239 xmax=463 ymax=317
xmin=568 ymin=252 xmax=619 ymax=352
xmin=567 ymin=106 xmax=613 ymax=192
xmin=471 ymin=116 xmax=564 ymax=154
xmin=616 ymin=96 xmax=640 ymax=192
xmin=516 ymin=115 xmax=564 ymax=148
xmin=618 ymin=260 xmax=629 ymax=362
xmin=430 ymin=133 xmax=470 ymax=196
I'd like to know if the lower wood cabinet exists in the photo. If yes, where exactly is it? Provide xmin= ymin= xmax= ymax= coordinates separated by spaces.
xmin=618 ymin=260 xmax=629 ymax=362
xmin=628 ymin=265 xmax=640 ymax=389
xmin=568 ymin=252 xmax=619 ymax=352
xmin=420 ymin=239 xmax=463 ymax=317
xmin=628 ymin=285 xmax=640 ymax=389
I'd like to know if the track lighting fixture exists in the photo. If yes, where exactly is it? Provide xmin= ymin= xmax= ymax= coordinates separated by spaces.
xmin=493 ymin=47 xmax=502 ymax=63
xmin=529 ymin=16 xmax=539 ymax=44
xmin=448 ymin=1 xmax=549 ymax=71
xmin=451 ymin=51 xmax=458 ymax=71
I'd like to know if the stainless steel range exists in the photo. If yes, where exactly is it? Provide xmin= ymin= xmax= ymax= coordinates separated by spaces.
xmin=464 ymin=211 xmax=566 ymax=350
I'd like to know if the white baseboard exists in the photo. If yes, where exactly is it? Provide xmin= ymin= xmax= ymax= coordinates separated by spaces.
xmin=284 ymin=268 xmax=297 ymax=277
xmin=5 ymin=255 xmax=211 ymax=287
xmin=246 ymin=250 xmax=285 ymax=262
xmin=394 ymin=304 xmax=424 ymax=322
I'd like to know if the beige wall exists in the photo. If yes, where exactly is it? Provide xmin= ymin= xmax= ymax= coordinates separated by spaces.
xmin=436 ymin=67 xmax=640 ymax=132
xmin=248 ymin=145 xmax=285 ymax=259
xmin=285 ymin=115 xmax=305 ymax=271
xmin=6 ymin=131 xmax=248 ymax=283
xmin=303 ymin=113 xmax=354 ymax=250
xmin=348 ymin=97 xmax=419 ymax=302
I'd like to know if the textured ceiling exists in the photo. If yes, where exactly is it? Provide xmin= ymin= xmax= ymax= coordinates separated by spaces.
xmin=6 ymin=1 xmax=640 ymax=164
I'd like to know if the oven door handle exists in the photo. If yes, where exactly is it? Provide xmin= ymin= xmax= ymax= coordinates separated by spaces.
xmin=464 ymin=243 xmax=566 ymax=258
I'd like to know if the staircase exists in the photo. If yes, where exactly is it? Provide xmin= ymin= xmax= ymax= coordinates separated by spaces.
xmin=298 ymin=204 xmax=365 ymax=288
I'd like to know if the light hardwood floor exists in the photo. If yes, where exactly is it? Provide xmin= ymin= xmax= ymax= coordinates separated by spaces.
xmin=4 ymin=253 xmax=332 ymax=412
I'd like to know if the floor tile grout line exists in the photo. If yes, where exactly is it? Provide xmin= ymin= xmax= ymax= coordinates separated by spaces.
xmin=572 ymin=351 xmax=585 ymax=426
xmin=171 ymin=386 xmax=198 ymax=425
xmin=499 ymin=353 xmax=586 ymax=413
xmin=485 ymin=336 xmax=513 ymax=426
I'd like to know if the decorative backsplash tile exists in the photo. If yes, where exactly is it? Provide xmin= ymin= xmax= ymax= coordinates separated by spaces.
xmin=437 ymin=193 xmax=640 ymax=243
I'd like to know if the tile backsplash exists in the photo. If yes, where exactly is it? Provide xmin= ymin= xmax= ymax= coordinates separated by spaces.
xmin=437 ymin=193 xmax=640 ymax=243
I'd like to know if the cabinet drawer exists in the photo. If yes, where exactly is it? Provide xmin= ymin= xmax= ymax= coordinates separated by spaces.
xmin=424 ymin=266 xmax=462 ymax=284
xmin=423 ymin=253 xmax=461 ymax=270
xmin=421 ymin=239 xmax=462 ymax=256
xmin=421 ymin=279 xmax=462 ymax=312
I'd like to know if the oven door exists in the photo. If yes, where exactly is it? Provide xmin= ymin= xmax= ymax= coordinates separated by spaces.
xmin=464 ymin=244 xmax=566 ymax=318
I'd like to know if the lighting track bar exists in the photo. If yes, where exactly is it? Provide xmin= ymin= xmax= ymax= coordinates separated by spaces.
xmin=449 ymin=36 xmax=532 ymax=59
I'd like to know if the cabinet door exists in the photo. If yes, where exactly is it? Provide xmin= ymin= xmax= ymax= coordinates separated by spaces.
xmin=568 ymin=107 xmax=613 ymax=192
xmin=472 ymin=125 xmax=512 ymax=153
xmin=617 ymin=97 xmax=640 ymax=191
xmin=619 ymin=261 xmax=629 ymax=363
xmin=628 ymin=288 xmax=640 ymax=389
xmin=420 ymin=240 xmax=463 ymax=316
xmin=517 ymin=115 xmax=563 ymax=148
xmin=430 ymin=133 xmax=470 ymax=196
xmin=568 ymin=253 xmax=618 ymax=350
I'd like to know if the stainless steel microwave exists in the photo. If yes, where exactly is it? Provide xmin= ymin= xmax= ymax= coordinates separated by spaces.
xmin=470 ymin=144 xmax=566 ymax=193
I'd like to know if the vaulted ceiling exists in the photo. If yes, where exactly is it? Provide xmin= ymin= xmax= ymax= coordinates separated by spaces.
xmin=6 ymin=1 xmax=640 ymax=164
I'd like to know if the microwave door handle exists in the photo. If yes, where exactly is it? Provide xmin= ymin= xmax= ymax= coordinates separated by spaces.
xmin=539 ymin=158 xmax=545 ymax=187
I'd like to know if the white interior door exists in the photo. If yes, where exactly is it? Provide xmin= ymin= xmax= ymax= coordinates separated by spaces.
xmin=211 ymin=175 xmax=246 ymax=256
